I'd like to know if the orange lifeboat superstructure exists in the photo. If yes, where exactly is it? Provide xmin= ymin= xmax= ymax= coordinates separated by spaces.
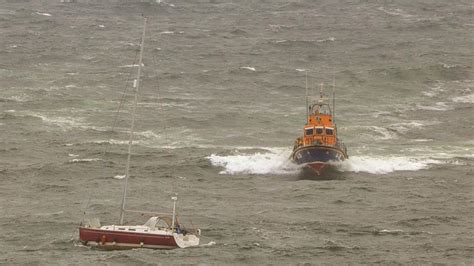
xmin=290 ymin=85 xmax=348 ymax=175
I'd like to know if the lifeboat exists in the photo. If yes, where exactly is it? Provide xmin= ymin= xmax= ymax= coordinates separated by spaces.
xmin=290 ymin=84 xmax=348 ymax=175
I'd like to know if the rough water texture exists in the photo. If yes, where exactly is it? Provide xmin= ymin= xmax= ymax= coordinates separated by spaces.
xmin=1 ymin=0 xmax=473 ymax=264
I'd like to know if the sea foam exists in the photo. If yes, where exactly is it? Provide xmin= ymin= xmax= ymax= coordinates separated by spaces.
xmin=69 ymin=158 xmax=102 ymax=163
xmin=452 ymin=94 xmax=474 ymax=103
xmin=338 ymin=156 xmax=443 ymax=174
xmin=240 ymin=66 xmax=256 ymax=71
xmin=35 ymin=12 xmax=52 ymax=17
xmin=207 ymin=149 xmax=444 ymax=175
xmin=207 ymin=148 xmax=298 ymax=175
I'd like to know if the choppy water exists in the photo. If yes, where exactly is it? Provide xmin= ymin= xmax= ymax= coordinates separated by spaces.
xmin=1 ymin=0 xmax=473 ymax=264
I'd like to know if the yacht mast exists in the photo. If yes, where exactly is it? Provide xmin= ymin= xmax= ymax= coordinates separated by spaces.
xmin=120 ymin=18 xmax=147 ymax=225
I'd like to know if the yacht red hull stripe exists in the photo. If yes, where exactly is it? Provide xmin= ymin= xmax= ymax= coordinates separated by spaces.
xmin=79 ymin=227 xmax=178 ymax=248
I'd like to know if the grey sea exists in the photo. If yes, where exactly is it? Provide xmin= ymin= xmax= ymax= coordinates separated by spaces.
xmin=1 ymin=0 xmax=473 ymax=264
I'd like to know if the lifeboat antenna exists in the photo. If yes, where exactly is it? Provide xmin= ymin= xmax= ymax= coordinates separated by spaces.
xmin=319 ymin=83 xmax=324 ymax=103
xmin=305 ymin=70 xmax=309 ymax=123
xmin=332 ymin=69 xmax=336 ymax=123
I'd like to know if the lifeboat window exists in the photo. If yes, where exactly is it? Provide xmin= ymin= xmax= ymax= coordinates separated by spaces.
xmin=118 ymin=228 xmax=125 ymax=230
xmin=326 ymin=128 xmax=334 ymax=135
xmin=128 ymin=228 xmax=136 ymax=231
xmin=315 ymin=127 xmax=323 ymax=134
xmin=305 ymin=128 xmax=313 ymax=135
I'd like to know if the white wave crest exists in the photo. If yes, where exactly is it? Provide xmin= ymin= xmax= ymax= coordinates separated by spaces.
xmin=120 ymin=63 xmax=145 ymax=68
xmin=35 ymin=11 xmax=52 ymax=17
xmin=416 ymin=102 xmax=452 ymax=111
xmin=201 ymin=241 xmax=216 ymax=247
xmin=21 ymin=111 xmax=85 ymax=129
xmin=422 ymin=84 xmax=444 ymax=97
xmin=452 ymin=94 xmax=474 ymax=103
xmin=316 ymin=37 xmax=335 ymax=42
xmin=368 ymin=126 xmax=397 ymax=140
xmin=2 ymin=95 xmax=31 ymax=102
xmin=38 ymin=115 xmax=84 ymax=128
xmin=90 ymin=139 xmax=130 ymax=145
xmin=388 ymin=121 xmax=425 ymax=134
xmin=338 ymin=156 xmax=442 ymax=174
xmin=377 ymin=7 xmax=413 ymax=18
xmin=388 ymin=120 xmax=439 ymax=134
xmin=412 ymin=139 xmax=433 ymax=142
xmin=240 ymin=66 xmax=256 ymax=71
xmin=69 ymin=158 xmax=102 ymax=163
xmin=33 ymin=211 xmax=64 ymax=216
xmin=207 ymin=149 xmax=298 ymax=175
xmin=136 ymin=130 xmax=161 ymax=139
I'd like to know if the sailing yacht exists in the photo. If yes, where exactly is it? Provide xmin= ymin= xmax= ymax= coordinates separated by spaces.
xmin=79 ymin=18 xmax=200 ymax=249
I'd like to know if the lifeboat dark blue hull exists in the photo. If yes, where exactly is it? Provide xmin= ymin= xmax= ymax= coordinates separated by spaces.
xmin=291 ymin=145 xmax=348 ymax=175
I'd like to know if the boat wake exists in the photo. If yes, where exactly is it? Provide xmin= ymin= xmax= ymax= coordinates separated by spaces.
xmin=207 ymin=148 xmax=299 ymax=175
xmin=207 ymin=149 xmax=450 ymax=175
xmin=338 ymin=156 xmax=443 ymax=174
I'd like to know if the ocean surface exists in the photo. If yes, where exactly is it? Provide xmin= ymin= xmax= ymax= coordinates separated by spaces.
xmin=1 ymin=0 xmax=473 ymax=264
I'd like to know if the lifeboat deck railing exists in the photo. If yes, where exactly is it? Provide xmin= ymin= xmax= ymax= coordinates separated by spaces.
xmin=293 ymin=137 xmax=347 ymax=156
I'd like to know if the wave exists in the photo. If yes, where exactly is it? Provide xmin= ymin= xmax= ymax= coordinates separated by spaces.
xmin=230 ymin=28 xmax=248 ymax=36
xmin=200 ymin=241 xmax=217 ymax=247
xmin=387 ymin=120 xmax=439 ymax=134
xmin=370 ymin=64 xmax=471 ymax=84
xmin=388 ymin=121 xmax=425 ymax=134
xmin=363 ymin=126 xmax=397 ymax=140
xmin=66 ymin=139 xmax=130 ymax=146
xmin=113 ymin=175 xmax=125 ymax=179
xmin=316 ymin=37 xmax=335 ymax=43
xmin=239 ymin=66 xmax=256 ymax=72
xmin=412 ymin=139 xmax=433 ymax=142
xmin=271 ymin=39 xmax=332 ymax=46
xmin=276 ymin=2 xmax=312 ymax=11
xmin=415 ymin=102 xmax=453 ymax=111
xmin=0 ymin=95 xmax=32 ymax=102
xmin=422 ymin=84 xmax=444 ymax=97
xmin=13 ymin=112 xmax=168 ymax=142
xmin=452 ymin=94 xmax=474 ymax=103
xmin=120 ymin=63 xmax=144 ymax=68
xmin=338 ymin=156 xmax=443 ymax=174
xmin=320 ymin=239 xmax=359 ymax=251
xmin=33 ymin=211 xmax=64 ymax=216
xmin=68 ymin=158 xmax=102 ymax=163
xmin=35 ymin=11 xmax=52 ymax=17
xmin=377 ymin=7 xmax=413 ymax=18
xmin=21 ymin=112 xmax=86 ymax=130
